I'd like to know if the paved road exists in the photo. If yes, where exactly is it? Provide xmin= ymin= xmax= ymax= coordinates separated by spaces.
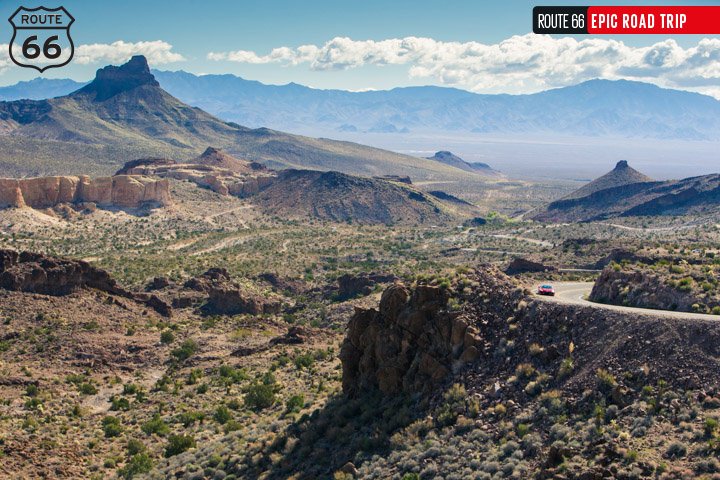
xmin=534 ymin=281 xmax=720 ymax=321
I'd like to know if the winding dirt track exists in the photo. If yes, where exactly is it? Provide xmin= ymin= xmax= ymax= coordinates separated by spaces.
xmin=535 ymin=281 xmax=720 ymax=321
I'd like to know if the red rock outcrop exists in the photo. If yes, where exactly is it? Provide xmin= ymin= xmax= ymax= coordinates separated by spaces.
xmin=0 ymin=175 xmax=171 ymax=209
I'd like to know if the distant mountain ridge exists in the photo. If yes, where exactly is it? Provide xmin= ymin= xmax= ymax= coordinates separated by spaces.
xmin=151 ymin=73 xmax=720 ymax=141
xmin=0 ymin=78 xmax=86 ymax=101
xmin=532 ymin=161 xmax=720 ymax=222
xmin=0 ymin=56 xmax=474 ymax=182
xmin=3 ymin=72 xmax=720 ymax=141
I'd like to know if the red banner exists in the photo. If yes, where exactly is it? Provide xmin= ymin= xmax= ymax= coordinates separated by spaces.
xmin=587 ymin=6 xmax=720 ymax=34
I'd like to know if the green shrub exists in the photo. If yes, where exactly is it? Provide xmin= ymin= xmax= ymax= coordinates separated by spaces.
xmin=160 ymin=330 xmax=175 ymax=344
xmin=171 ymin=339 xmax=198 ymax=361
xmin=705 ymin=418 xmax=718 ymax=437
xmin=165 ymin=435 xmax=196 ymax=457
xmin=141 ymin=414 xmax=169 ymax=436
xmin=286 ymin=394 xmax=305 ymax=413
xmin=244 ymin=374 xmax=280 ymax=411
xmin=596 ymin=369 xmax=617 ymax=394
xmin=111 ymin=396 xmax=131 ymax=411
xmin=102 ymin=416 xmax=123 ymax=438
xmin=126 ymin=439 xmax=146 ymax=456
xmin=558 ymin=357 xmax=574 ymax=379
xmin=293 ymin=352 xmax=316 ymax=370
xmin=78 ymin=383 xmax=98 ymax=395
xmin=213 ymin=405 xmax=232 ymax=425
xmin=177 ymin=411 xmax=205 ymax=427
xmin=218 ymin=364 xmax=248 ymax=383
xmin=118 ymin=453 xmax=153 ymax=478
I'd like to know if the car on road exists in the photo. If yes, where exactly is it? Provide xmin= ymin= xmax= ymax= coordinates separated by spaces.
xmin=537 ymin=284 xmax=555 ymax=296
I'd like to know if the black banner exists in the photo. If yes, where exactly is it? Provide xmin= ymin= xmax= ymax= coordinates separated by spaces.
xmin=533 ymin=6 xmax=589 ymax=34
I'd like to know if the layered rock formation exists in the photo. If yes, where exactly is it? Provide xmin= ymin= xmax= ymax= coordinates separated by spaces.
xmin=335 ymin=272 xmax=399 ymax=300
xmin=143 ymin=267 xmax=282 ymax=316
xmin=0 ymin=175 xmax=170 ymax=209
xmin=116 ymin=148 xmax=276 ymax=199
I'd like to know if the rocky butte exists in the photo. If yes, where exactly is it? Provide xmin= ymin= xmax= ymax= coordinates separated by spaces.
xmin=0 ymin=174 xmax=171 ymax=209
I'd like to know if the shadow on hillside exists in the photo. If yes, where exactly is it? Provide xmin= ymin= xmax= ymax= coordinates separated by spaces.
xmin=246 ymin=391 xmax=426 ymax=479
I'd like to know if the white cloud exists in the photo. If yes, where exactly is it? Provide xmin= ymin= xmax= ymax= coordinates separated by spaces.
xmin=207 ymin=34 xmax=720 ymax=97
xmin=0 ymin=44 xmax=11 ymax=74
xmin=74 ymin=40 xmax=185 ymax=65
xmin=0 ymin=40 xmax=184 ymax=76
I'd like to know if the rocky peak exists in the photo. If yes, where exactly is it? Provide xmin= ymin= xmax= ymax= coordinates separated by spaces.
xmin=195 ymin=146 xmax=261 ymax=173
xmin=615 ymin=160 xmax=629 ymax=170
xmin=75 ymin=55 xmax=159 ymax=101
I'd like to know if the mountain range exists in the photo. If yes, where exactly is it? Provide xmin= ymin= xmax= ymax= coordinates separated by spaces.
xmin=531 ymin=161 xmax=720 ymax=222
xmin=4 ymin=70 xmax=720 ymax=141
xmin=0 ymin=56 xmax=474 ymax=182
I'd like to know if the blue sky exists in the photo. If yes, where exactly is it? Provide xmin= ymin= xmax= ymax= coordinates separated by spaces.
xmin=1 ymin=0 xmax=719 ymax=95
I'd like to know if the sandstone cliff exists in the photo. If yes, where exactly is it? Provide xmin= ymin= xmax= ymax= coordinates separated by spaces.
xmin=0 ymin=175 xmax=171 ymax=209
xmin=116 ymin=152 xmax=276 ymax=199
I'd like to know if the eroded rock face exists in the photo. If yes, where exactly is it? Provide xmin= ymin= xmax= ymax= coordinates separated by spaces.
xmin=144 ymin=268 xmax=282 ymax=316
xmin=204 ymin=286 xmax=281 ymax=316
xmin=0 ymin=175 xmax=171 ymax=209
xmin=340 ymin=266 xmax=523 ymax=395
xmin=0 ymin=249 xmax=172 ymax=317
xmin=0 ymin=250 xmax=123 ymax=296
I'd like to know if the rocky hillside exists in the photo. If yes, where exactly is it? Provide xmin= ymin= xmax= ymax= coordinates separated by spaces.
xmin=0 ymin=56 xmax=475 ymax=184
xmin=323 ymin=268 xmax=720 ymax=479
xmin=532 ymin=161 xmax=720 ymax=222
xmin=115 ymin=148 xmax=466 ymax=224
xmin=179 ymin=266 xmax=720 ymax=479
xmin=590 ymin=261 xmax=720 ymax=314
xmin=252 ymin=169 xmax=452 ymax=225
xmin=0 ymin=174 xmax=170 ymax=209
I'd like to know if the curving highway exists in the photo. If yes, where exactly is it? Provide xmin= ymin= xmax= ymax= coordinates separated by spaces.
xmin=534 ymin=281 xmax=720 ymax=321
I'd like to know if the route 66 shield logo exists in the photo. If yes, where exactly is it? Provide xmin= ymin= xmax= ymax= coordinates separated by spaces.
xmin=8 ymin=6 xmax=75 ymax=72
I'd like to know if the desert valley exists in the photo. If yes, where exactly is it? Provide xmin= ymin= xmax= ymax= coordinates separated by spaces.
xmin=1 ymin=55 xmax=720 ymax=480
